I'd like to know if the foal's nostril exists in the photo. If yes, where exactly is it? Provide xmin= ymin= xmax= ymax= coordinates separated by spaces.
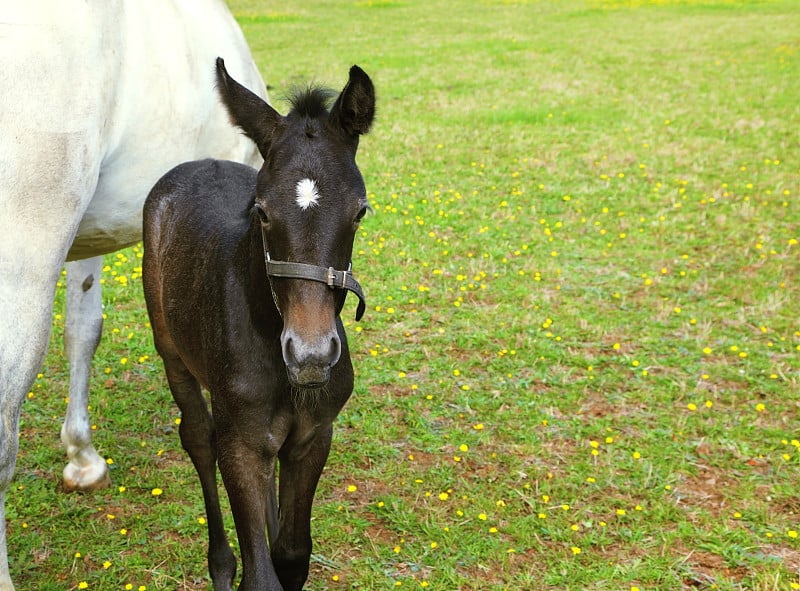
xmin=327 ymin=334 xmax=342 ymax=367
xmin=282 ymin=337 xmax=297 ymax=367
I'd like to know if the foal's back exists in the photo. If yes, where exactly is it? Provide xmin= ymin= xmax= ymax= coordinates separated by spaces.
xmin=144 ymin=159 xmax=256 ymax=255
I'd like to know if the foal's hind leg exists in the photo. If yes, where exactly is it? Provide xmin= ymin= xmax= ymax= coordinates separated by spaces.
xmin=62 ymin=257 xmax=111 ymax=492
xmin=162 ymin=356 xmax=236 ymax=590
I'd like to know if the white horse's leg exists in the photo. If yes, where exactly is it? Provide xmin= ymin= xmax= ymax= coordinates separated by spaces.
xmin=0 ymin=265 xmax=64 ymax=591
xmin=0 ymin=375 xmax=34 ymax=591
xmin=0 ymin=491 xmax=11 ymax=591
xmin=61 ymin=256 xmax=111 ymax=492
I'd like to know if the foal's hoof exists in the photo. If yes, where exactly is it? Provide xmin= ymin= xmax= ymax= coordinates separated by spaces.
xmin=62 ymin=462 xmax=112 ymax=492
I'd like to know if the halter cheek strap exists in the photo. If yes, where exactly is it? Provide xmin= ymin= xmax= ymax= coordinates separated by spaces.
xmin=261 ymin=226 xmax=367 ymax=321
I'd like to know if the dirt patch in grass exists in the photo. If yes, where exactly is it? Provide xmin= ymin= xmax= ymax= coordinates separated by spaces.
xmin=675 ymin=466 xmax=738 ymax=517
xmin=678 ymin=548 xmax=749 ymax=588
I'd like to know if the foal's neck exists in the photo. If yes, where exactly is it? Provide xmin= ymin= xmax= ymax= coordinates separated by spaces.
xmin=244 ymin=214 xmax=283 ymax=333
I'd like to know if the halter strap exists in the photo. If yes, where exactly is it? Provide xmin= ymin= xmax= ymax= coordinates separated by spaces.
xmin=260 ymin=226 xmax=366 ymax=321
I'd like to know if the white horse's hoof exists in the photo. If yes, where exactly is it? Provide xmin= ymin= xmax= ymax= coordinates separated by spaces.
xmin=62 ymin=459 xmax=111 ymax=492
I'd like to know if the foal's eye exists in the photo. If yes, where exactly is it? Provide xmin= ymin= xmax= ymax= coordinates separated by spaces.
xmin=255 ymin=203 xmax=269 ymax=224
xmin=355 ymin=205 xmax=369 ymax=224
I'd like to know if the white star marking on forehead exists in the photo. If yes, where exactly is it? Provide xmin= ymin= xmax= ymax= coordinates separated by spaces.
xmin=295 ymin=178 xmax=320 ymax=210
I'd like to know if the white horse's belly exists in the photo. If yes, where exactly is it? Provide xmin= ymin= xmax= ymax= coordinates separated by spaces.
xmin=67 ymin=185 xmax=143 ymax=260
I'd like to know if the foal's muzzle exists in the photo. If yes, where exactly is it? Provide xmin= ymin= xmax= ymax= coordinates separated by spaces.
xmin=281 ymin=326 xmax=341 ymax=388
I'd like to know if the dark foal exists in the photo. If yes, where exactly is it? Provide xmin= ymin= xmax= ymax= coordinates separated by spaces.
xmin=142 ymin=58 xmax=375 ymax=591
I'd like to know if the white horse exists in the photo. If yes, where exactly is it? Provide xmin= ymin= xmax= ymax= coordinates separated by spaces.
xmin=0 ymin=1 xmax=267 ymax=588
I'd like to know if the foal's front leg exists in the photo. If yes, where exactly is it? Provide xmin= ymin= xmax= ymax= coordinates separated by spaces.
xmin=272 ymin=424 xmax=333 ymax=591
xmin=217 ymin=425 xmax=284 ymax=591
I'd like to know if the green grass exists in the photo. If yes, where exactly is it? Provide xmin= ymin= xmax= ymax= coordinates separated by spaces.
xmin=8 ymin=0 xmax=800 ymax=589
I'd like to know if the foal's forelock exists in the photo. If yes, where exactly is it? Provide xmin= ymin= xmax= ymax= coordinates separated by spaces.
xmin=287 ymin=86 xmax=337 ymax=120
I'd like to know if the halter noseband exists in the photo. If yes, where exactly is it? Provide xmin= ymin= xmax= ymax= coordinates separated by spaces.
xmin=260 ymin=226 xmax=367 ymax=321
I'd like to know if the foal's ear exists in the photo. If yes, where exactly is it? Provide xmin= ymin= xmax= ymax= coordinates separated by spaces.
xmin=215 ymin=58 xmax=282 ymax=158
xmin=329 ymin=65 xmax=375 ymax=138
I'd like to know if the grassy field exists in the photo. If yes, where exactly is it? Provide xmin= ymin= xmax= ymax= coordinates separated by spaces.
xmin=7 ymin=0 xmax=800 ymax=589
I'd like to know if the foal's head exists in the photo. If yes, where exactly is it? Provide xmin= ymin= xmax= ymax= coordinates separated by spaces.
xmin=216 ymin=58 xmax=375 ymax=388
